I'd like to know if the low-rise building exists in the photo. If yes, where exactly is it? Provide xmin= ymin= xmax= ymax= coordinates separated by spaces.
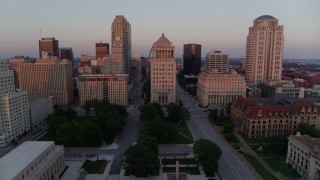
xmin=305 ymin=85 xmax=320 ymax=99
xmin=78 ymin=74 xmax=128 ymax=106
xmin=29 ymin=97 xmax=54 ymax=129
xmin=0 ymin=141 xmax=64 ymax=180
xmin=286 ymin=133 xmax=320 ymax=180
xmin=258 ymin=80 xmax=305 ymax=98
xmin=231 ymin=94 xmax=320 ymax=138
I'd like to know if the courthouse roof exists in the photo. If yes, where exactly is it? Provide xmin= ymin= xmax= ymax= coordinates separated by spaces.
xmin=153 ymin=33 xmax=173 ymax=48
xmin=255 ymin=15 xmax=277 ymax=21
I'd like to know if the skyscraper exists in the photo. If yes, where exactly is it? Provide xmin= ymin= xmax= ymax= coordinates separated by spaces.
xmin=245 ymin=15 xmax=284 ymax=84
xmin=39 ymin=37 xmax=59 ymax=58
xmin=96 ymin=42 xmax=109 ymax=59
xmin=0 ymin=58 xmax=30 ymax=147
xmin=59 ymin=48 xmax=74 ymax=62
xmin=183 ymin=44 xmax=201 ymax=75
xmin=111 ymin=15 xmax=131 ymax=74
xmin=150 ymin=34 xmax=176 ymax=105
xmin=206 ymin=50 xmax=229 ymax=73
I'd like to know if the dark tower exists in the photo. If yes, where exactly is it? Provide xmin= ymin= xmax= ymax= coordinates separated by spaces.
xmin=183 ymin=44 xmax=201 ymax=75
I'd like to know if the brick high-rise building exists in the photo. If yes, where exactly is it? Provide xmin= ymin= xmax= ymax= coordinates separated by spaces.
xmin=39 ymin=37 xmax=59 ymax=58
xmin=0 ymin=58 xmax=30 ymax=147
xmin=150 ymin=34 xmax=176 ymax=105
xmin=245 ymin=15 xmax=284 ymax=84
xmin=111 ymin=15 xmax=131 ymax=74
xmin=19 ymin=58 xmax=73 ymax=106
xmin=183 ymin=44 xmax=201 ymax=75
xmin=96 ymin=42 xmax=109 ymax=59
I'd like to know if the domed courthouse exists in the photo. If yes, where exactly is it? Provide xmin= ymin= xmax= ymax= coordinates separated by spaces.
xmin=150 ymin=34 xmax=176 ymax=105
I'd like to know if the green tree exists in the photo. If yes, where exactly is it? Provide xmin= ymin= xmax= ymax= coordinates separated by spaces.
xmin=193 ymin=139 xmax=222 ymax=177
xmin=168 ymin=103 xmax=181 ymax=122
xmin=83 ymin=100 xmax=91 ymax=115
xmin=123 ymin=144 xmax=160 ymax=177
xmin=47 ymin=116 xmax=68 ymax=135
xmin=270 ymin=135 xmax=288 ymax=156
xmin=137 ymin=134 xmax=159 ymax=155
xmin=226 ymin=102 xmax=232 ymax=114
xmin=65 ymin=107 xmax=77 ymax=121
xmin=142 ymin=116 xmax=176 ymax=144
xmin=139 ymin=103 xmax=163 ymax=121
xmin=297 ymin=123 xmax=320 ymax=137
xmin=180 ymin=108 xmax=191 ymax=121
xmin=91 ymin=99 xmax=102 ymax=115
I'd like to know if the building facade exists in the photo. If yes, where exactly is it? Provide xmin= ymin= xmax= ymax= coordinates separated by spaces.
xmin=197 ymin=69 xmax=246 ymax=110
xmin=29 ymin=97 xmax=54 ymax=129
xmin=258 ymin=80 xmax=305 ymax=98
xmin=39 ymin=37 xmax=59 ymax=58
xmin=59 ymin=48 xmax=74 ymax=62
xmin=245 ymin=15 xmax=284 ymax=84
xmin=111 ymin=15 xmax=131 ymax=74
xmin=286 ymin=134 xmax=320 ymax=180
xmin=19 ymin=58 xmax=74 ymax=106
xmin=96 ymin=42 xmax=109 ymax=59
xmin=183 ymin=44 xmax=201 ymax=75
xmin=231 ymin=95 xmax=320 ymax=138
xmin=78 ymin=74 xmax=128 ymax=106
xmin=206 ymin=50 xmax=229 ymax=73
xmin=150 ymin=34 xmax=176 ymax=105
xmin=0 ymin=58 xmax=30 ymax=147
xmin=130 ymin=54 xmax=142 ymax=87
xmin=0 ymin=141 xmax=64 ymax=180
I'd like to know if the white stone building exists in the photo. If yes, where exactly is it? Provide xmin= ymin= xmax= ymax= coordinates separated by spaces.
xmin=150 ymin=34 xmax=176 ymax=105
xmin=286 ymin=133 xmax=320 ymax=179
xmin=0 ymin=141 xmax=65 ymax=180
xmin=0 ymin=58 xmax=30 ymax=147
xmin=29 ymin=97 xmax=54 ymax=129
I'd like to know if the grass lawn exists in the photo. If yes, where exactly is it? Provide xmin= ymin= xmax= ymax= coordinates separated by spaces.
xmin=223 ymin=133 xmax=240 ymax=143
xmin=263 ymin=157 xmax=300 ymax=178
xmin=243 ymin=153 xmax=278 ymax=180
xmin=37 ymin=132 xmax=55 ymax=141
xmin=81 ymin=160 xmax=108 ymax=174
xmin=241 ymin=136 xmax=272 ymax=144
xmin=162 ymin=158 xmax=196 ymax=165
xmin=162 ymin=167 xmax=200 ymax=175
xmin=174 ymin=121 xmax=194 ymax=144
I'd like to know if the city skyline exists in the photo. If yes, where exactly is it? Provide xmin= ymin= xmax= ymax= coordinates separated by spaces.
xmin=0 ymin=0 xmax=319 ymax=59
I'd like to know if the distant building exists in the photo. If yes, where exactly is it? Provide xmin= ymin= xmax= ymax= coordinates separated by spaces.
xmin=78 ymin=74 xmax=128 ymax=106
xmin=258 ymin=80 xmax=305 ymax=98
xmin=206 ymin=50 xmax=228 ymax=73
xmin=231 ymin=95 xmax=320 ymax=138
xmin=197 ymin=69 xmax=246 ymax=110
xmin=29 ymin=97 xmax=53 ymax=129
xmin=150 ymin=34 xmax=176 ymax=105
xmin=0 ymin=141 xmax=64 ymax=180
xmin=183 ymin=44 xmax=201 ymax=75
xmin=39 ymin=37 xmax=59 ymax=58
xmin=111 ymin=15 xmax=131 ymax=74
xmin=19 ymin=58 xmax=74 ymax=106
xmin=130 ymin=54 xmax=142 ymax=87
xmin=96 ymin=42 xmax=109 ymax=59
xmin=80 ymin=54 xmax=96 ymax=66
xmin=245 ymin=15 xmax=284 ymax=84
xmin=141 ymin=57 xmax=149 ymax=79
xmin=305 ymin=85 xmax=320 ymax=98
xmin=286 ymin=134 xmax=320 ymax=179
xmin=0 ymin=58 xmax=30 ymax=147
xmin=59 ymin=48 xmax=74 ymax=62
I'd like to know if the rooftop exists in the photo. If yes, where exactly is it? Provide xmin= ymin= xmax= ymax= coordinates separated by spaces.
xmin=255 ymin=15 xmax=277 ymax=21
xmin=290 ymin=134 xmax=320 ymax=151
xmin=0 ymin=141 xmax=54 ymax=179
xmin=153 ymin=33 xmax=173 ymax=48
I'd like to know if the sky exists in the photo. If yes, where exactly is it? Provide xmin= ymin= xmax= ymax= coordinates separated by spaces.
xmin=0 ymin=0 xmax=319 ymax=59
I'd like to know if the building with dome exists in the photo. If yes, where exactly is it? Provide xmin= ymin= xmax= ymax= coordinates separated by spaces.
xmin=245 ymin=15 xmax=284 ymax=84
xmin=150 ymin=34 xmax=176 ymax=105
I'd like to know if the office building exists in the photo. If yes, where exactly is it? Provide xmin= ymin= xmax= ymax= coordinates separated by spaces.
xmin=197 ymin=69 xmax=246 ymax=110
xmin=231 ymin=95 xmax=320 ymax=138
xmin=111 ymin=15 xmax=131 ymax=74
xmin=39 ymin=37 xmax=59 ymax=58
xmin=29 ymin=97 xmax=53 ymax=129
xmin=19 ymin=58 xmax=74 ymax=106
xmin=286 ymin=133 xmax=320 ymax=179
xmin=96 ymin=42 xmax=109 ymax=59
xmin=78 ymin=74 xmax=128 ymax=106
xmin=80 ymin=54 xmax=96 ymax=66
xmin=183 ymin=44 xmax=201 ymax=75
xmin=245 ymin=15 xmax=284 ymax=84
xmin=59 ymin=48 xmax=74 ymax=62
xmin=258 ymin=80 xmax=305 ymax=98
xmin=0 ymin=141 xmax=64 ymax=180
xmin=206 ymin=50 xmax=228 ymax=73
xmin=150 ymin=34 xmax=176 ymax=105
xmin=0 ymin=58 xmax=30 ymax=147
xmin=130 ymin=54 xmax=142 ymax=87
xmin=305 ymin=85 xmax=320 ymax=98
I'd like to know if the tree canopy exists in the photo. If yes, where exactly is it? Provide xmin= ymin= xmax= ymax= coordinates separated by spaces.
xmin=193 ymin=139 xmax=222 ymax=177
xmin=139 ymin=103 xmax=163 ymax=121
xmin=297 ymin=123 xmax=320 ymax=138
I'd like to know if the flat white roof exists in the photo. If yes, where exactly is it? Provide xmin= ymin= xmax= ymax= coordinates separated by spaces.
xmin=0 ymin=141 xmax=54 ymax=179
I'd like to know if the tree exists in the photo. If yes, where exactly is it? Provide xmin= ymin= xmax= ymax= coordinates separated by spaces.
xmin=180 ymin=108 xmax=191 ymax=121
xmin=297 ymin=123 xmax=320 ymax=138
xmin=139 ymin=103 xmax=163 ymax=121
xmin=168 ymin=103 xmax=181 ymax=122
xmin=142 ymin=116 xmax=176 ymax=144
xmin=137 ymin=134 xmax=159 ymax=155
xmin=83 ymin=100 xmax=91 ymax=115
xmin=91 ymin=99 xmax=102 ymax=115
xmin=65 ymin=107 xmax=77 ymax=121
xmin=123 ymin=144 xmax=160 ymax=177
xmin=47 ymin=116 xmax=68 ymax=135
xmin=270 ymin=135 xmax=288 ymax=156
xmin=193 ymin=139 xmax=222 ymax=177
xmin=226 ymin=102 xmax=232 ymax=114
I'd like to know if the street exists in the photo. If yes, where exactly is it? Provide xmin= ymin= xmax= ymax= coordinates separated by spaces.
xmin=176 ymin=83 xmax=261 ymax=180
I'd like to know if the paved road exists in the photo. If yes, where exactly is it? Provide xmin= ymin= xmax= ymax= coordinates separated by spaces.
xmin=176 ymin=84 xmax=261 ymax=180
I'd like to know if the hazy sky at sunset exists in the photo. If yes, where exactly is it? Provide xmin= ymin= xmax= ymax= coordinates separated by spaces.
xmin=0 ymin=0 xmax=319 ymax=59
